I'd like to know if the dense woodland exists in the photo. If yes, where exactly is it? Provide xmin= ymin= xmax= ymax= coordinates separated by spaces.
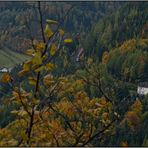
xmin=0 ymin=1 xmax=148 ymax=147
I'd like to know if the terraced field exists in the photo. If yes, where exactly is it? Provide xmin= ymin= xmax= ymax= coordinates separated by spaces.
xmin=0 ymin=49 xmax=29 ymax=78
xmin=0 ymin=49 xmax=28 ymax=68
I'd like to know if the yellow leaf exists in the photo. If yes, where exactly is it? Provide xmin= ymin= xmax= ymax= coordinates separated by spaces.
xmin=50 ymin=43 xmax=57 ymax=56
xmin=20 ymin=131 xmax=28 ymax=141
xmin=12 ymin=91 xmax=19 ymax=99
xmin=59 ymin=29 xmax=64 ymax=36
xmin=64 ymin=39 xmax=72 ymax=43
xmin=25 ymin=49 xmax=35 ymax=56
xmin=46 ymin=63 xmax=55 ymax=71
xmin=64 ymin=38 xmax=73 ymax=43
xmin=102 ymin=51 xmax=109 ymax=64
xmin=32 ymin=64 xmax=39 ymax=70
xmin=36 ymin=42 xmax=45 ymax=52
xmin=125 ymin=111 xmax=141 ymax=130
xmin=45 ymin=24 xmax=53 ymax=38
xmin=32 ymin=98 xmax=40 ymax=105
xmin=28 ymin=77 xmax=37 ymax=86
xmin=1 ymin=73 xmax=11 ymax=83
xmin=43 ymin=74 xmax=54 ymax=86
xmin=99 ymin=98 xmax=107 ymax=106
xmin=46 ymin=19 xmax=58 ymax=25
xmin=102 ymin=112 xmax=109 ymax=120
xmin=25 ymin=60 xmax=32 ymax=65
xmin=21 ymin=92 xmax=31 ymax=97
xmin=18 ymin=110 xmax=28 ymax=116
xmin=11 ymin=110 xmax=19 ymax=114
xmin=32 ymin=52 xmax=42 ymax=65
xmin=35 ymin=66 xmax=45 ymax=73
xmin=18 ymin=61 xmax=31 ymax=77
xmin=23 ymin=62 xmax=30 ymax=71
xmin=18 ymin=69 xmax=29 ymax=77
xmin=42 ymin=55 xmax=47 ymax=61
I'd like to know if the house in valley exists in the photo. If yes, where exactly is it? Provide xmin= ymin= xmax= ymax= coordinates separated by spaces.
xmin=137 ymin=82 xmax=148 ymax=96
xmin=0 ymin=67 xmax=12 ymax=73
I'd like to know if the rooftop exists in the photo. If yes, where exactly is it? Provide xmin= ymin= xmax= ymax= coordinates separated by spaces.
xmin=138 ymin=82 xmax=148 ymax=88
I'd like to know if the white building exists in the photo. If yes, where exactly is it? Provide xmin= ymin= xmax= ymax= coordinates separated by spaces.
xmin=0 ymin=67 xmax=12 ymax=73
xmin=137 ymin=82 xmax=148 ymax=96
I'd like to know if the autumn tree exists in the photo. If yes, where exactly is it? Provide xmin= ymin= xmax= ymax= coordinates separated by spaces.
xmin=0 ymin=2 xmax=123 ymax=147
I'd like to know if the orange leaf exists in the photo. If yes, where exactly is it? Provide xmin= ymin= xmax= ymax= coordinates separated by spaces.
xmin=1 ymin=73 xmax=11 ymax=83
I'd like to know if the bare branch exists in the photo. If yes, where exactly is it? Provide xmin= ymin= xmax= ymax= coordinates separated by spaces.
xmin=81 ymin=118 xmax=116 ymax=146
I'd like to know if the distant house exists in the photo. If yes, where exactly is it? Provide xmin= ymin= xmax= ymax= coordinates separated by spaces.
xmin=137 ymin=82 xmax=148 ymax=96
xmin=0 ymin=67 xmax=12 ymax=73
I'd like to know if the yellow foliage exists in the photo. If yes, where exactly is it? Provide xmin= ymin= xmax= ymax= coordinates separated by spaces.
xmin=49 ymin=119 xmax=64 ymax=139
xmin=43 ymin=74 xmax=54 ymax=87
xmin=23 ymin=62 xmax=30 ymax=72
xmin=46 ymin=19 xmax=58 ymax=25
xmin=18 ymin=61 xmax=31 ymax=77
xmin=130 ymin=99 xmax=142 ymax=114
xmin=36 ymin=42 xmax=45 ymax=52
xmin=44 ymin=24 xmax=53 ymax=38
xmin=98 ymin=97 xmax=108 ymax=106
xmin=50 ymin=43 xmax=57 ymax=56
xmin=32 ymin=52 xmax=42 ymax=65
xmin=0 ymin=19 xmax=117 ymax=147
xmin=28 ymin=77 xmax=37 ymax=86
xmin=1 ymin=73 xmax=11 ymax=83
xmin=35 ymin=66 xmax=45 ymax=73
xmin=21 ymin=92 xmax=31 ymax=98
xmin=119 ymin=39 xmax=136 ymax=53
xmin=46 ymin=63 xmax=55 ymax=71
xmin=12 ymin=91 xmax=19 ymax=99
xmin=57 ymin=100 xmax=74 ymax=118
xmin=59 ymin=29 xmax=65 ymax=37
xmin=32 ymin=64 xmax=39 ymax=70
xmin=11 ymin=110 xmax=19 ymax=114
xmin=73 ymin=79 xmax=84 ymax=90
xmin=125 ymin=111 xmax=141 ymax=131
xmin=25 ymin=48 xmax=35 ymax=56
xmin=102 ymin=51 xmax=109 ymax=64
xmin=75 ymin=91 xmax=87 ymax=101
xmin=102 ymin=112 xmax=109 ymax=120
xmin=18 ymin=69 xmax=28 ymax=77
xmin=0 ymin=119 xmax=27 ymax=146
xmin=64 ymin=39 xmax=73 ymax=43
xmin=18 ymin=110 xmax=28 ymax=116
xmin=87 ymin=57 xmax=93 ymax=66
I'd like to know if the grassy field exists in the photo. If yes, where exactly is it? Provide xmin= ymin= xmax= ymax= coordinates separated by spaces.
xmin=0 ymin=49 xmax=29 ymax=78
xmin=0 ymin=49 xmax=29 ymax=68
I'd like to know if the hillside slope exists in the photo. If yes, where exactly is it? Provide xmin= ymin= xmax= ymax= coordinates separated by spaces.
xmin=84 ymin=2 xmax=148 ymax=59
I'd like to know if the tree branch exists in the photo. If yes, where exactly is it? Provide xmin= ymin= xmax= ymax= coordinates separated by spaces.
xmin=81 ymin=118 xmax=116 ymax=146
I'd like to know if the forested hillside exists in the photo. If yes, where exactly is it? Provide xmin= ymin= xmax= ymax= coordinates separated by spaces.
xmin=0 ymin=1 xmax=122 ymax=53
xmin=0 ymin=1 xmax=148 ymax=147
xmin=84 ymin=2 xmax=148 ymax=59
xmin=104 ymin=39 xmax=148 ymax=82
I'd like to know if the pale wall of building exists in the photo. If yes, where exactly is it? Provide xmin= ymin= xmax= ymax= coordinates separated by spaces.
xmin=137 ymin=86 xmax=148 ymax=95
